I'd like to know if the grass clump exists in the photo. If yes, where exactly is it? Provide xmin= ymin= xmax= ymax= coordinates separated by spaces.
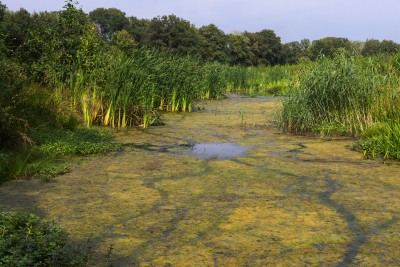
xmin=279 ymin=53 xmax=399 ymax=135
xmin=356 ymin=121 xmax=400 ymax=160
xmin=279 ymin=52 xmax=400 ymax=159
xmin=0 ymin=211 xmax=89 ymax=266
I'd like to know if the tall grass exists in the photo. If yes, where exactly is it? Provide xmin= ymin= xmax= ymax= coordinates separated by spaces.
xmin=57 ymin=48 xmax=232 ymax=129
xmin=279 ymin=53 xmax=400 ymax=135
xmin=279 ymin=52 xmax=400 ymax=159
xmin=51 ymin=46 xmax=296 ymax=132
xmin=226 ymin=65 xmax=294 ymax=96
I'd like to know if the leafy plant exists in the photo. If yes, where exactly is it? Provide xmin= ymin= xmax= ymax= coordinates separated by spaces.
xmin=0 ymin=210 xmax=89 ymax=266
xmin=34 ymin=127 xmax=122 ymax=156
xmin=356 ymin=121 xmax=400 ymax=160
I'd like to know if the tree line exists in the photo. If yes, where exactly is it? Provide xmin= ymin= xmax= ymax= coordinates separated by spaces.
xmin=1 ymin=1 xmax=399 ymax=70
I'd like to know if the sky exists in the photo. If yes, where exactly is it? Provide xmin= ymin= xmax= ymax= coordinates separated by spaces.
xmin=2 ymin=0 xmax=400 ymax=43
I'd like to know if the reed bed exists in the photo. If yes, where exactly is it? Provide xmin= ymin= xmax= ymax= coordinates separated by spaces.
xmin=59 ymin=48 xmax=232 ymax=129
xmin=226 ymin=65 xmax=294 ymax=96
xmin=279 ymin=52 xmax=400 ymax=159
xmin=59 ymin=47 xmax=294 ymax=131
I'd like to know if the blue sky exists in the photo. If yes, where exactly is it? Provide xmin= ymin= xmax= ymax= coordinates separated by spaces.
xmin=3 ymin=0 xmax=400 ymax=43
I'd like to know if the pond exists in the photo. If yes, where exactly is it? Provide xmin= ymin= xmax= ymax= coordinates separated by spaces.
xmin=188 ymin=142 xmax=250 ymax=159
xmin=1 ymin=95 xmax=400 ymax=266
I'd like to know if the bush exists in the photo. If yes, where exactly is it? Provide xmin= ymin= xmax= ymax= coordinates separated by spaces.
xmin=0 ymin=211 xmax=88 ymax=266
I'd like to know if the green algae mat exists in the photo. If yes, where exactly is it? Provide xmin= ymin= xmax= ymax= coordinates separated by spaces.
xmin=1 ymin=95 xmax=400 ymax=266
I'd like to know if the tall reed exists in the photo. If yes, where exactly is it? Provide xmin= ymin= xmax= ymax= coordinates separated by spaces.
xmin=279 ymin=53 xmax=400 ymax=135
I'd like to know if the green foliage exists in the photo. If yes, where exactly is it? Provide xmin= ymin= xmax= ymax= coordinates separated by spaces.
xmin=245 ymin=30 xmax=283 ymax=66
xmin=281 ymin=41 xmax=303 ymax=64
xmin=0 ymin=1 xmax=6 ymax=22
xmin=0 ymin=211 xmax=88 ymax=266
xmin=314 ymin=121 xmax=348 ymax=139
xmin=59 ymin=1 xmax=91 ymax=60
xmin=126 ymin=16 xmax=148 ymax=44
xmin=0 ymin=54 xmax=29 ymax=150
xmin=0 ymin=150 xmax=62 ymax=182
xmin=279 ymin=53 xmax=400 ymax=136
xmin=226 ymin=64 xmax=294 ymax=96
xmin=33 ymin=127 xmax=121 ymax=156
xmin=362 ymin=39 xmax=400 ymax=57
xmin=89 ymin=8 xmax=129 ymax=41
xmin=0 ymin=126 xmax=121 ymax=182
xmin=309 ymin=37 xmax=353 ymax=60
xmin=198 ymin=24 xmax=229 ymax=63
xmin=143 ymin=15 xmax=200 ymax=55
xmin=1 ymin=8 xmax=32 ymax=53
xmin=111 ymin=29 xmax=137 ymax=55
xmin=226 ymin=33 xmax=253 ymax=66
xmin=356 ymin=121 xmax=400 ymax=160
xmin=393 ymin=52 xmax=400 ymax=72
xmin=100 ymin=47 xmax=231 ymax=128
xmin=281 ymin=39 xmax=311 ymax=64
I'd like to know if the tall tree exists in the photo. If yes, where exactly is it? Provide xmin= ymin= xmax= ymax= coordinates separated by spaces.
xmin=1 ymin=8 xmax=32 ymax=55
xmin=281 ymin=41 xmax=302 ymax=64
xmin=245 ymin=29 xmax=282 ymax=66
xmin=309 ymin=37 xmax=352 ymax=60
xmin=143 ymin=14 xmax=200 ymax=55
xmin=89 ymin=8 xmax=129 ymax=41
xmin=198 ymin=24 xmax=228 ymax=63
xmin=126 ymin=16 xmax=149 ymax=44
xmin=226 ymin=32 xmax=254 ymax=66
xmin=362 ymin=39 xmax=399 ymax=56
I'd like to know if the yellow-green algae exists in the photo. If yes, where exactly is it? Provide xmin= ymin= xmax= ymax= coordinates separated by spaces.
xmin=1 ymin=95 xmax=400 ymax=266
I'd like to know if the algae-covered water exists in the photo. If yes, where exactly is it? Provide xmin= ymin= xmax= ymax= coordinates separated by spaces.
xmin=1 ymin=95 xmax=400 ymax=266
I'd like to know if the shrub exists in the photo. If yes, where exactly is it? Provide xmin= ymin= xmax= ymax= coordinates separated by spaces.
xmin=0 ymin=211 xmax=88 ymax=266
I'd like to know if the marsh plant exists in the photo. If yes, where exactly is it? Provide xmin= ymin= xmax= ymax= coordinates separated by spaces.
xmin=226 ymin=65 xmax=294 ymax=96
xmin=279 ymin=52 xmax=400 ymax=159
xmin=63 ymin=48 xmax=232 ymax=129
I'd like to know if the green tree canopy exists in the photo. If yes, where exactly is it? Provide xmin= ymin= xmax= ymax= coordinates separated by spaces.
xmin=111 ymin=29 xmax=137 ymax=55
xmin=0 ymin=1 xmax=6 ymax=22
xmin=362 ymin=39 xmax=400 ymax=56
xmin=89 ymin=7 xmax=129 ymax=41
xmin=245 ymin=29 xmax=282 ymax=66
xmin=126 ymin=16 xmax=149 ymax=44
xmin=143 ymin=14 xmax=200 ymax=55
xmin=309 ymin=37 xmax=352 ymax=60
xmin=226 ymin=32 xmax=254 ymax=66
xmin=198 ymin=24 xmax=228 ymax=63
xmin=281 ymin=41 xmax=302 ymax=64
xmin=1 ymin=8 xmax=32 ymax=55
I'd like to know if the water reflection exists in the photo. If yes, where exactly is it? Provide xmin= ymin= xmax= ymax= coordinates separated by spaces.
xmin=189 ymin=142 xmax=249 ymax=159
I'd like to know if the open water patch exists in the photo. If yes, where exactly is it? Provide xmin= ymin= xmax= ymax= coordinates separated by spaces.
xmin=189 ymin=142 xmax=249 ymax=159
